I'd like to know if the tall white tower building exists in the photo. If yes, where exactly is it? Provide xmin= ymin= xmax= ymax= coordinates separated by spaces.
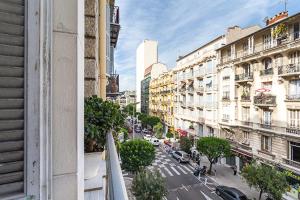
xmin=136 ymin=40 xmax=158 ymax=112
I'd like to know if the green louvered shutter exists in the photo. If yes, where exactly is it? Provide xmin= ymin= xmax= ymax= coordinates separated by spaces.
xmin=0 ymin=0 xmax=25 ymax=198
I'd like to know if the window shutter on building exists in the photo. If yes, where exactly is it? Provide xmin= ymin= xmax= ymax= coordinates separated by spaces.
xmin=0 ymin=0 xmax=25 ymax=198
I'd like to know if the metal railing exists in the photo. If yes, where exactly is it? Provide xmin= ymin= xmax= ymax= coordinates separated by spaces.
xmin=220 ymin=31 xmax=300 ymax=64
xmin=241 ymin=95 xmax=251 ymax=101
xmin=254 ymin=95 xmax=276 ymax=106
xmin=260 ymin=68 xmax=273 ymax=76
xmin=111 ymin=6 xmax=120 ymax=24
xmin=235 ymin=73 xmax=253 ymax=81
xmin=107 ymin=131 xmax=129 ymax=200
xmin=282 ymin=158 xmax=300 ymax=169
xmin=286 ymin=94 xmax=300 ymax=101
xmin=278 ymin=63 xmax=300 ymax=76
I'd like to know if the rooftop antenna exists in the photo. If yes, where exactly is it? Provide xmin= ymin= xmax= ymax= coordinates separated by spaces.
xmin=281 ymin=0 xmax=288 ymax=12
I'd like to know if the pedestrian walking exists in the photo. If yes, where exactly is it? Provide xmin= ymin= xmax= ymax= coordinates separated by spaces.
xmin=232 ymin=165 xmax=237 ymax=175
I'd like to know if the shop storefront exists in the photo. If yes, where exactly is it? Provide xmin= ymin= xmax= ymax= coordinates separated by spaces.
xmin=279 ymin=170 xmax=300 ymax=200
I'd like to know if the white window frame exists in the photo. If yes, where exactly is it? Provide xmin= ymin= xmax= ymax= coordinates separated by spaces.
xmin=261 ymin=135 xmax=272 ymax=152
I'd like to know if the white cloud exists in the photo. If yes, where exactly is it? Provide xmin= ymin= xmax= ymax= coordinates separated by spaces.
xmin=114 ymin=0 xmax=299 ymax=91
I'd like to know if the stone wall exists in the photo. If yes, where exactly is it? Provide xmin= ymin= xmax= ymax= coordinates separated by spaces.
xmin=84 ymin=0 xmax=99 ymax=97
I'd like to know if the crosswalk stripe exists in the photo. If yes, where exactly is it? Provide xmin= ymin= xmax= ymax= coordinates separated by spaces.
xmin=177 ymin=166 xmax=188 ymax=174
xmin=163 ymin=167 xmax=174 ymax=176
xmin=187 ymin=165 xmax=194 ymax=171
xmin=158 ymin=168 xmax=166 ymax=178
xmin=170 ymin=166 xmax=180 ymax=175
xmin=182 ymin=165 xmax=193 ymax=173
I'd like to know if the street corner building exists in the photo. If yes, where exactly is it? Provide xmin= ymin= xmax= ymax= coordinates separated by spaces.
xmin=0 ymin=0 xmax=126 ymax=200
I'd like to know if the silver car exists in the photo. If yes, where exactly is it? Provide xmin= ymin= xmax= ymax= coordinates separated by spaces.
xmin=172 ymin=151 xmax=189 ymax=163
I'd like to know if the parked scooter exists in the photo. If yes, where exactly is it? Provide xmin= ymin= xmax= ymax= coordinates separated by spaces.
xmin=193 ymin=166 xmax=207 ymax=177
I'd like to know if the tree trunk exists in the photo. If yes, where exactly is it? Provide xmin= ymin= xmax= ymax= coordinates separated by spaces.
xmin=259 ymin=189 xmax=263 ymax=200
xmin=208 ymin=161 xmax=213 ymax=175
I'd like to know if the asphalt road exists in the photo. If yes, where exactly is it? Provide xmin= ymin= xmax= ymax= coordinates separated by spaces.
xmin=148 ymin=147 xmax=222 ymax=200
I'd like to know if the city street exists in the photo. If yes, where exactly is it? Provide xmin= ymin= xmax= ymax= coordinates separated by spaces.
xmin=148 ymin=147 xmax=222 ymax=200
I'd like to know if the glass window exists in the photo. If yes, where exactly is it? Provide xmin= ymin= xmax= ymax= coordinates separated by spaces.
xmin=289 ymin=51 xmax=300 ymax=64
xmin=263 ymin=34 xmax=272 ymax=49
xmin=263 ymin=110 xmax=272 ymax=125
xmin=206 ymin=60 xmax=213 ymax=74
xmin=242 ymin=107 xmax=250 ymax=121
xmin=290 ymin=142 xmax=300 ymax=162
xmin=261 ymin=135 xmax=271 ymax=152
xmin=289 ymin=80 xmax=300 ymax=96
xmin=263 ymin=58 xmax=272 ymax=69
xmin=288 ymin=110 xmax=300 ymax=128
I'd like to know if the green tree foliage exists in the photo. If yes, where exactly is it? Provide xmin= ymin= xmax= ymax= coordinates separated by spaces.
xmin=196 ymin=137 xmax=231 ymax=174
xmin=139 ymin=114 xmax=161 ymax=129
xmin=179 ymin=137 xmax=192 ymax=154
xmin=241 ymin=162 xmax=289 ymax=200
xmin=119 ymin=127 xmax=129 ymax=142
xmin=132 ymin=169 xmax=168 ymax=200
xmin=166 ymin=132 xmax=173 ymax=138
xmin=84 ymin=96 xmax=125 ymax=152
xmin=120 ymin=139 xmax=155 ymax=172
xmin=154 ymin=122 xmax=164 ymax=139
xmin=123 ymin=103 xmax=136 ymax=117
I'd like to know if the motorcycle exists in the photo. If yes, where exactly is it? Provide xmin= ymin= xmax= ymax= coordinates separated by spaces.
xmin=193 ymin=166 xmax=207 ymax=177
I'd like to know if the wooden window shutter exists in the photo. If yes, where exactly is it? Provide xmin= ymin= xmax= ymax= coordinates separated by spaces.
xmin=0 ymin=0 xmax=25 ymax=198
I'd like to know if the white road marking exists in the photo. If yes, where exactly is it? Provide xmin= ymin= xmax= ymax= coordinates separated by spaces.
xmin=177 ymin=166 xmax=188 ymax=174
xmin=182 ymin=165 xmax=193 ymax=173
xmin=187 ymin=164 xmax=194 ymax=170
xmin=200 ymin=191 xmax=213 ymax=200
xmin=170 ymin=166 xmax=180 ymax=175
xmin=158 ymin=168 xmax=166 ymax=178
xmin=182 ymin=184 xmax=188 ymax=191
xmin=176 ymin=197 xmax=180 ymax=200
xmin=163 ymin=167 xmax=174 ymax=176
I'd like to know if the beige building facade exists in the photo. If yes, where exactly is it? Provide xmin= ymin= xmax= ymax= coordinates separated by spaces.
xmin=149 ymin=70 xmax=176 ymax=129
xmin=217 ymin=12 xmax=300 ymax=199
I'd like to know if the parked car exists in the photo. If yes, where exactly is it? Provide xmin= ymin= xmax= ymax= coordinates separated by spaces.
xmin=216 ymin=186 xmax=248 ymax=200
xmin=150 ymin=137 xmax=160 ymax=146
xmin=172 ymin=151 xmax=189 ymax=163
xmin=142 ymin=129 xmax=148 ymax=134
xmin=143 ymin=134 xmax=152 ymax=141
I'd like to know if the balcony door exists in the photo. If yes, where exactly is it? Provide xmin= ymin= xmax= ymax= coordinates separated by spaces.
xmin=289 ymin=79 xmax=300 ymax=99
xmin=262 ymin=110 xmax=272 ymax=126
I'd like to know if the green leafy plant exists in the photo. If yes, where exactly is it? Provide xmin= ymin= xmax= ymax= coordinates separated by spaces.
xmin=131 ymin=169 xmax=168 ymax=200
xmin=154 ymin=122 xmax=164 ymax=139
xmin=84 ymin=96 xmax=125 ymax=152
xmin=120 ymin=139 xmax=155 ymax=172
xmin=166 ymin=132 xmax=173 ymax=138
xmin=179 ymin=137 xmax=192 ymax=154
xmin=241 ymin=162 xmax=289 ymax=200
xmin=189 ymin=124 xmax=194 ymax=129
xmin=273 ymin=23 xmax=288 ymax=38
xmin=123 ymin=103 xmax=136 ymax=117
xmin=197 ymin=137 xmax=231 ymax=174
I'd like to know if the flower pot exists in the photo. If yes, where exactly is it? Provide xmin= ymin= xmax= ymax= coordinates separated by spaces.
xmin=84 ymin=152 xmax=103 ymax=180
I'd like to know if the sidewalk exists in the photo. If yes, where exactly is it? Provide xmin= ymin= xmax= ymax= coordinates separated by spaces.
xmin=190 ymin=157 xmax=267 ymax=200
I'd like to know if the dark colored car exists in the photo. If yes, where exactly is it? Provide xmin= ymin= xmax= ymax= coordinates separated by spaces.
xmin=216 ymin=186 xmax=248 ymax=200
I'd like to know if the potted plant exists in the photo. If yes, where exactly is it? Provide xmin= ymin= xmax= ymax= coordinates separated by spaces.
xmin=84 ymin=96 xmax=124 ymax=179
xmin=273 ymin=23 xmax=288 ymax=43
xmin=189 ymin=124 xmax=194 ymax=130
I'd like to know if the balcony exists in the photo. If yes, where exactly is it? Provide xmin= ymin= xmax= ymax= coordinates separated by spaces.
xmin=254 ymin=94 xmax=276 ymax=107
xmin=222 ymin=93 xmax=230 ymax=101
xmin=110 ymin=6 xmax=120 ymax=48
xmin=286 ymin=94 xmax=300 ymax=101
xmin=238 ymin=121 xmax=253 ymax=127
xmin=241 ymin=95 xmax=251 ymax=102
xmin=282 ymin=158 xmax=300 ymax=169
xmin=278 ymin=63 xmax=300 ymax=77
xmin=260 ymin=68 xmax=273 ymax=76
xmin=194 ymin=85 xmax=203 ymax=93
xmin=195 ymin=69 xmax=205 ymax=78
xmin=235 ymin=73 xmax=253 ymax=83
xmin=286 ymin=126 xmax=300 ymax=136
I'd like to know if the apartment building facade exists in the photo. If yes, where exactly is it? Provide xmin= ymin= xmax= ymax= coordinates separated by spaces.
xmin=149 ymin=70 xmax=175 ymax=129
xmin=217 ymin=12 xmax=300 ymax=199
xmin=115 ymin=90 xmax=136 ymax=108
xmin=174 ymin=36 xmax=225 ymax=139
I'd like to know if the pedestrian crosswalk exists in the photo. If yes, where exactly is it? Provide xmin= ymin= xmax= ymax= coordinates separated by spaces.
xmin=147 ymin=149 xmax=195 ymax=177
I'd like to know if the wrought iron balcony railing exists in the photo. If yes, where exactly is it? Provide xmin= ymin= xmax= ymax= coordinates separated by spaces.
xmin=260 ymin=68 xmax=273 ymax=76
xmin=254 ymin=95 xmax=276 ymax=106
xmin=286 ymin=94 xmax=300 ymax=101
xmin=278 ymin=63 xmax=300 ymax=76
xmin=235 ymin=73 xmax=253 ymax=82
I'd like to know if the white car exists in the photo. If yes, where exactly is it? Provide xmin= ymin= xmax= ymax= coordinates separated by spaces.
xmin=143 ymin=134 xmax=152 ymax=141
xmin=150 ymin=138 xmax=160 ymax=146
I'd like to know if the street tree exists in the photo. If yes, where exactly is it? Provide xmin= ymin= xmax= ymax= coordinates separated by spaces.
xmin=123 ymin=103 xmax=136 ymax=116
xmin=241 ymin=162 xmax=289 ymax=200
xmin=132 ymin=169 xmax=168 ymax=200
xmin=147 ymin=116 xmax=161 ymax=128
xmin=196 ymin=137 xmax=231 ymax=174
xmin=120 ymin=139 xmax=155 ymax=172
xmin=154 ymin=122 xmax=164 ymax=139
xmin=179 ymin=137 xmax=192 ymax=154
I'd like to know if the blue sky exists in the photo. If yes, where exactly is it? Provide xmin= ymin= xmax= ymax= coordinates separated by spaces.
xmin=114 ymin=0 xmax=300 ymax=91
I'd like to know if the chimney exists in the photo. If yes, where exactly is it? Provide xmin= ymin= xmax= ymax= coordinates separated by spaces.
xmin=266 ymin=11 xmax=288 ymax=26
